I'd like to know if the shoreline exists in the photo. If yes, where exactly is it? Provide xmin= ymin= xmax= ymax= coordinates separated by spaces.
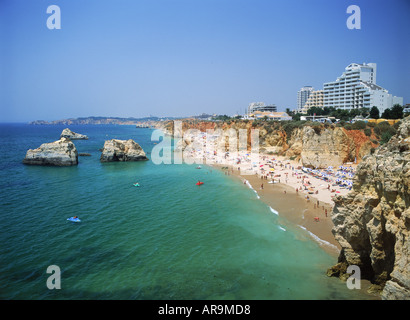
xmin=212 ymin=162 xmax=341 ymax=257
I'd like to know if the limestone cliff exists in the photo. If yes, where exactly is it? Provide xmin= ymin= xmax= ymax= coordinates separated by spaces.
xmin=287 ymin=126 xmax=374 ymax=168
xmin=329 ymin=116 xmax=410 ymax=299
xmin=23 ymin=138 xmax=78 ymax=166
xmin=100 ymin=139 xmax=148 ymax=162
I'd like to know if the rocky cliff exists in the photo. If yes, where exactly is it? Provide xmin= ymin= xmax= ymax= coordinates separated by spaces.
xmin=156 ymin=120 xmax=376 ymax=168
xmin=329 ymin=116 xmax=410 ymax=299
xmin=100 ymin=139 xmax=148 ymax=162
xmin=23 ymin=138 xmax=78 ymax=166
xmin=60 ymin=128 xmax=88 ymax=140
xmin=285 ymin=126 xmax=375 ymax=168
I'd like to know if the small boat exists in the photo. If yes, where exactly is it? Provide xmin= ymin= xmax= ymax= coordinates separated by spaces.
xmin=196 ymin=181 xmax=204 ymax=186
xmin=133 ymin=183 xmax=140 ymax=187
xmin=67 ymin=217 xmax=81 ymax=223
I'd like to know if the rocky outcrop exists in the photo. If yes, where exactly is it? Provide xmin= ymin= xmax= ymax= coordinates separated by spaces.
xmin=100 ymin=139 xmax=148 ymax=162
xmin=329 ymin=116 xmax=410 ymax=299
xmin=60 ymin=128 xmax=88 ymax=140
xmin=292 ymin=126 xmax=374 ymax=168
xmin=23 ymin=138 xmax=78 ymax=166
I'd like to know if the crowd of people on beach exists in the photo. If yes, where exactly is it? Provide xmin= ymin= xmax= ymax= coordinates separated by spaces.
xmin=257 ymin=158 xmax=356 ymax=201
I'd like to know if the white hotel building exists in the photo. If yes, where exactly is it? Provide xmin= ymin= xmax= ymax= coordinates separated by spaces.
xmin=323 ymin=63 xmax=403 ymax=114
xmin=297 ymin=86 xmax=314 ymax=112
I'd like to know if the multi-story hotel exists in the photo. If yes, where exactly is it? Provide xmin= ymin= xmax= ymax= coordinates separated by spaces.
xmin=323 ymin=63 xmax=403 ymax=114
xmin=297 ymin=86 xmax=314 ymax=112
xmin=298 ymin=90 xmax=324 ymax=114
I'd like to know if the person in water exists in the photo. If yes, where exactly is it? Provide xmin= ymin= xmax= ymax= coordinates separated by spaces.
xmin=73 ymin=216 xmax=78 ymax=219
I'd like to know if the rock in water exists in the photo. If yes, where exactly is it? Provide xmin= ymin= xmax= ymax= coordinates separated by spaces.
xmin=60 ymin=128 xmax=88 ymax=140
xmin=100 ymin=139 xmax=148 ymax=162
xmin=329 ymin=116 xmax=410 ymax=299
xmin=23 ymin=138 xmax=78 ymax=166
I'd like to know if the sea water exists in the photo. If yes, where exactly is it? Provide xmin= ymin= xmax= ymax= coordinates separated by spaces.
xmin=0 ymin=124 xmax=370 ymax=299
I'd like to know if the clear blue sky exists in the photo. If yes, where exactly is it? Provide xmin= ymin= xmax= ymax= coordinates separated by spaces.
xmin=1 ymin=0 xmax=409 ymax=122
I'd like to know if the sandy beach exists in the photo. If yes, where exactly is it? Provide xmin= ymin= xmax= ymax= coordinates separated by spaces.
xmin=183 ymin=131 xmax=358 ymax=256
xmin=238 ymin=168 xmax=339 ymax=252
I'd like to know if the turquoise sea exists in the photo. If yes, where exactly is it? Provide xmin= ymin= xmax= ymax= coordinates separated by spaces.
xmin=0 ymin=124 xmax=370 ymax=299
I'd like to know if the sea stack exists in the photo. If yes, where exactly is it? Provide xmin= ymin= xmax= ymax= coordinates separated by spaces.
xmin=60 ymin=128 xmax=88 ymax=140
xmin=100 ymin=139 xmax=148 ymax=162
xmin=328 ymin=116 xmax=410 ymax=299
xmin=23 ymin=138 xmax=78 ymax=166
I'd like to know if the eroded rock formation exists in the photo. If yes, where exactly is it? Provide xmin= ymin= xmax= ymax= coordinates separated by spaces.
xmin=329 ymin=116 xmax=410 ymax=299
xmin=23 ymin=138 xmax=78 ymax=166
xmin=293 ymin=126 xmax=373 ymax=168
xmin=60 ymin=128 xmax=88 ymax=140
xmin=100 ymin=139 xmax=148 ymax=162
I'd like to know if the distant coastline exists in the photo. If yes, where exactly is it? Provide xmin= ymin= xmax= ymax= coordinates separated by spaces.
xmin=28 ymin=116 xmax=180 ymax=125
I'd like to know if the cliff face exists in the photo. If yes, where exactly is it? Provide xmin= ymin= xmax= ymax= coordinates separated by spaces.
xmin=330 ymin=116 xmax=410 ymax=299
xmin=287 ymin=126 xmax=374 ymax=168
xmin=157 ymin=120 xmax=376 ymax=168
xmin=23 ymin=138 xmax=78 ymax=166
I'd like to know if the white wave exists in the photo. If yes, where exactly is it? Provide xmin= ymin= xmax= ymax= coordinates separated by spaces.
xmin=278 ymin=226 xmax=286 ymax=232
xmin=269 ymin=206 xmax=279 ymax=215
xmin=298 ymin=225 xmax=338 ymax=249
xmin=245 ymin=180 xmax=253 ymax=190
xmin=244 ymin=180 xmax=260 ymax=199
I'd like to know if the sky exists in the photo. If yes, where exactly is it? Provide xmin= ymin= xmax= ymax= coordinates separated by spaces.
xmin=1 ymin=0 xmax=409 ymax=122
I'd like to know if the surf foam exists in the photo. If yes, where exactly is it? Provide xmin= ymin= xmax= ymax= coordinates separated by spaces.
xmin=298 ymin=225 xmax=338 ymax=250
